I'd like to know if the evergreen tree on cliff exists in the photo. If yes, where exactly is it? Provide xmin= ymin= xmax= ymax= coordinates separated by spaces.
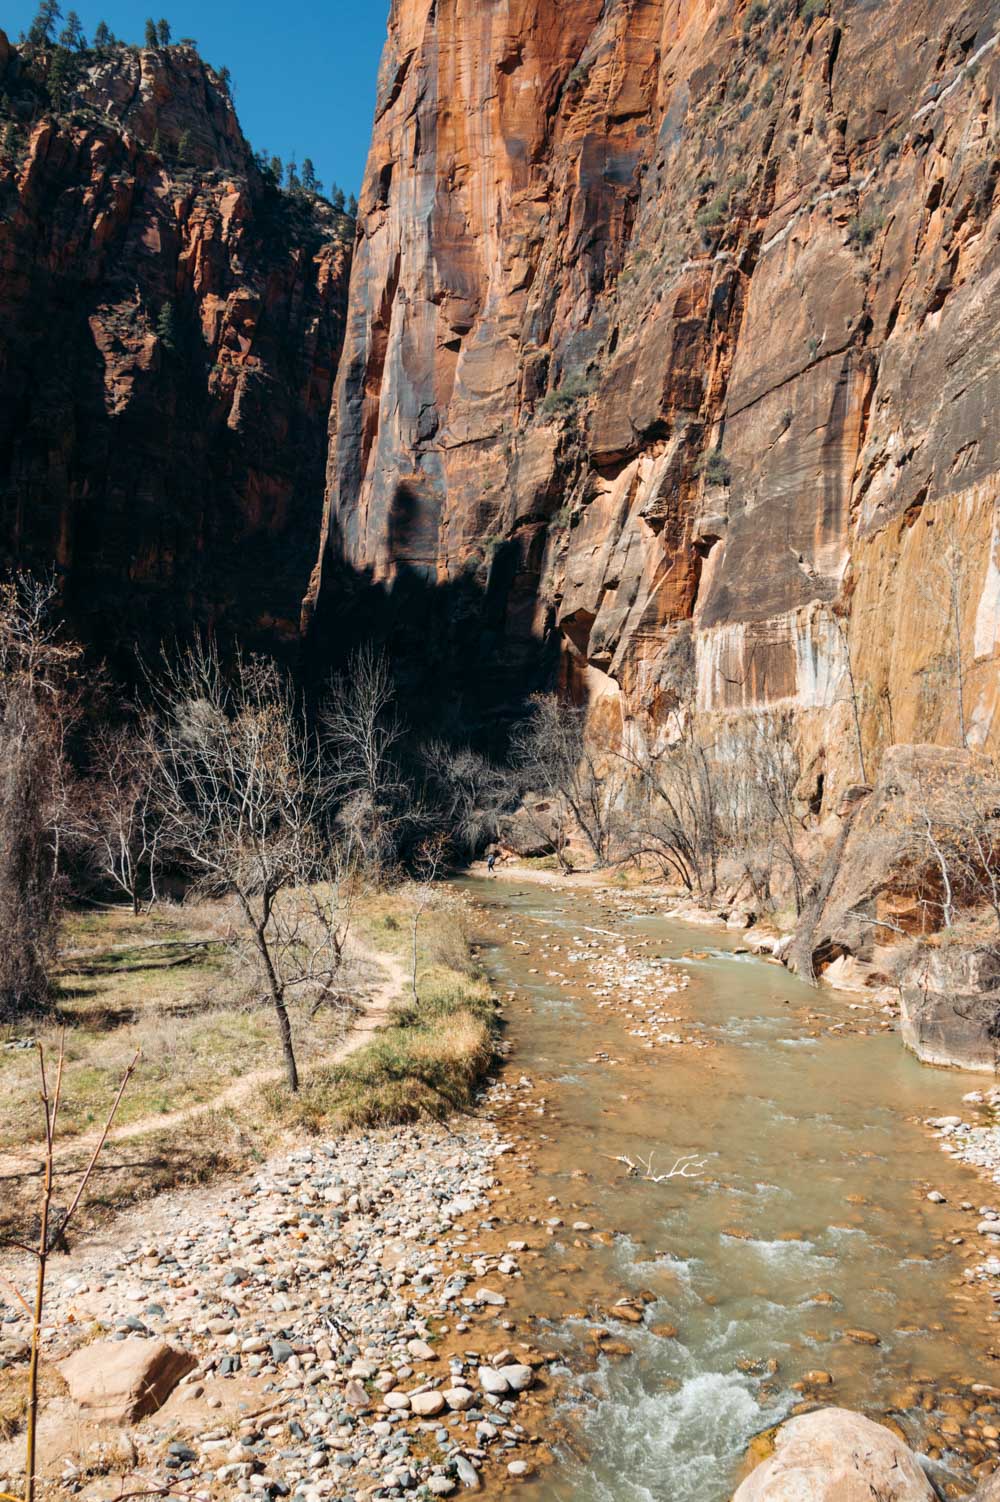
xmin=28 ymin=0 xmax=62 ymax=44
xmin=93 ymin=19 xmax=110 ymax=47
xmin=301 ymin=158 xmax=321 ymax=195
xmin=157 ymin=17 xmax=171 ymax=44
xmin=144 ymin=17 xmax=158 ymax=47
xmin=59 ymin=10 xmax=85 ymax=48
xmin=157 ymin=300 xmax=178 ymax=353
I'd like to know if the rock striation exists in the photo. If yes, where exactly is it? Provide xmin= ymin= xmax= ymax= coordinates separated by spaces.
xmin=0 ymin=34 xmax=351 ymax=663
xmin=310 ymin=0 xmax=1000 ymax=783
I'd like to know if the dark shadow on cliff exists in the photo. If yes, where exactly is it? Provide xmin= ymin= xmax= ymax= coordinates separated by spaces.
xmin=305 ymin=520 xmax=560 ymax=755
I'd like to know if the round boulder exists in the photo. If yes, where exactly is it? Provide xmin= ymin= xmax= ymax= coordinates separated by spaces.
xmin=733 ymin=1409 xmax=934 ymax=1501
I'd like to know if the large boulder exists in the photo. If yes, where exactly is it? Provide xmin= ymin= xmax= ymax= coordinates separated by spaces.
xmin=977 ymin=1468 xmax=1000 ymax=1499
xmin=732 ymin=1409 xmax=935 ymax=1501
xmin=899 ymin=944 xmax=1000 ymax=1071
xmin=59 ymin=1338 xmax=196 ymax=1423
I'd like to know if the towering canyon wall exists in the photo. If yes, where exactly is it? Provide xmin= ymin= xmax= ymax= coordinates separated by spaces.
xmin=0 ymin=34 xmax=351 ymax=664
xmin=311 ymin=0 xmax=1000 ymax=798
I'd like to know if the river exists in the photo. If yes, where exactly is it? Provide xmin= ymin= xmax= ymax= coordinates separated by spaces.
xmin=460 ymin=876 xmax=998 ymax=1501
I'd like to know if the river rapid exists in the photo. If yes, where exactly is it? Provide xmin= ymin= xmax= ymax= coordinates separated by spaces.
xmin=461 ymin=876 xmax=1000 ymax=1502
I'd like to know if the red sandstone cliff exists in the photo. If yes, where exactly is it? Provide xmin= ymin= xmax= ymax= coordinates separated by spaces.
xmin=0 ymin=33 xmax=351 ymax=662
xmin=311 ymin=0 xmax=1000 ymax=803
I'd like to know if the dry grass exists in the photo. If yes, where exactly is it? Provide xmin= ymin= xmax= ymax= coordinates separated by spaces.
xmin=268 ymin=886 xmax=499 ymax=1133
xmin=0 ymin=899 xmax=355 ymax=1150
xmin=0 ymin=883 xmax=495 ymax=1243
xmin=0 ymin=1362 xmax=66 ymax=1442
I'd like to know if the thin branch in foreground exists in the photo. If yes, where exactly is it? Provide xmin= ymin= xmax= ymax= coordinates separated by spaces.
xmin=5 ymin=1038 xmax=140 ymax=1502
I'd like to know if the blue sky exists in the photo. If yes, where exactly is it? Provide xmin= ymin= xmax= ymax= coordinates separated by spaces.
xmin=4 ymin=1 xmax=389 ymax=194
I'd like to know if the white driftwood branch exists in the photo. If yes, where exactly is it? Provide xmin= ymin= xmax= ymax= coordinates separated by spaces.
xmin=606 ymin=1150 xmax=707 ymax=1183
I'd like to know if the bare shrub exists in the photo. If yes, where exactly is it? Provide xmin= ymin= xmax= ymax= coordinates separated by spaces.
xmin=510 ymin=693 xmax=625 ymax=867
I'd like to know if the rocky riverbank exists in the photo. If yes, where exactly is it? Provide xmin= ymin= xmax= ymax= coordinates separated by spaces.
xmin=0 ymin=1116 xmax=560 ymax=1500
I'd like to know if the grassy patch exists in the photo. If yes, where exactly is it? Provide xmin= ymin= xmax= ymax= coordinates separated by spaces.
xmin=0 ymin=900 xmax=352 ymax=1150
xmin=0 ymin=884 xmax=495 ymax=1241
xmin=269 ymin=891 xmax=499 ymax=1133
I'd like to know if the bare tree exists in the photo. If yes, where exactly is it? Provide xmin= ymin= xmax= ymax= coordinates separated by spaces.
xmin=408 ymin=835 xmax=447 ymax=1002
xmin=619 ymin=727 xmax=725 ymax=898
xmin=76 ymin=719 xmax=165 ymax=913
xmin=321 ymin=646 xmax=414 ymax=876
xmin=738 ymin=713 xmax=810 ymax=915
xmin=618 ymin=711 xmax=810 ymax=914
xmin=510 ymin=694 xmax=624 ymax=868
xmin=151 ymin=641 xmax=345 ymax=1091
xmin=0 ymin=574 xmax=82 ymax=1020
xmin=908 ymin=760 xmax=1000 ymax=932
xmin=422 ymin=741 xmax=512 ymax=854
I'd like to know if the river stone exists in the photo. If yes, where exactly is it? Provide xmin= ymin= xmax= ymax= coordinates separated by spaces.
xmin=410 ymin=1390 xmax=446 ymax=1416
xmin=477 ymin=1365 xmax=510 ymax=1395
xmin=732 ymin=1408 xmax=935 ymax=1500
xmin=444 ymin=1387 xmax=476 ymax=1411
xmin=59 ymin=1338 xmax=195 ymax=1422
xmin=498 ymin=1364 xmax=534 ymax=1391
xmin=454 ymin=1455 xmax=480 ymax=1490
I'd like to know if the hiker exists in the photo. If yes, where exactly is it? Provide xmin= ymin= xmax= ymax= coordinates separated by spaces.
xmin=486 ymin=848 xmax=498 ymax=876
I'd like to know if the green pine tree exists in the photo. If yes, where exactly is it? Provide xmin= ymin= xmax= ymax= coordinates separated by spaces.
xmin=331 ymin=186 xmax=345 ymax=213
xmin=346 ymin=192 xmax=358 ymax=218
xmin=218 ymin=65 xmax=231 ymax=93
xmin=93 ymin=19 xmax=110 ymax=46
xmin=48 ymin=46 xmax=72 ymax=109
xmin=59 ymin=9 xmax=85 ymax=47
xmin=176 ymin=129 xmax=191 ymax=160
xmin=156 ymin=301 xmax=177 ymax=352
xmin=144 ymin=17 xmax=158 ymax=47
xmin=301 ymin=157 xmax=321 ymax=195
xmin=285 ymin=159 xmax=300 ymax=192
xmin=28 ymin=0 xmax=62 ymax=44
xmin=157 ymin=17 xmax=171 ymax=44
xmin=268 ymin=155 xmax=283 ymax=184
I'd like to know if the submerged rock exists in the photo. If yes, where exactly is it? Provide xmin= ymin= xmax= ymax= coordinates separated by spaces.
xmin=732 ymin=1408 xmax=934 ymax=1500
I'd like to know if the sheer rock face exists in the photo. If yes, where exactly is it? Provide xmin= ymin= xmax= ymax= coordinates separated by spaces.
xmin=311 ymin=0 xmax=1000 ymax=786
xmin=0 ymin=36 xmax=351 ymax=662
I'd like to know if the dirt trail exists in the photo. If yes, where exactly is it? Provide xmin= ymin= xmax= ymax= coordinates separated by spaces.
xmin=0 ymin=938 xmax=407 ymax=1181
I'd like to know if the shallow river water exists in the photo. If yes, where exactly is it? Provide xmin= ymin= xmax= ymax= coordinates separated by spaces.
xmin=461 ymin=878 xmax=996 ymax=1502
